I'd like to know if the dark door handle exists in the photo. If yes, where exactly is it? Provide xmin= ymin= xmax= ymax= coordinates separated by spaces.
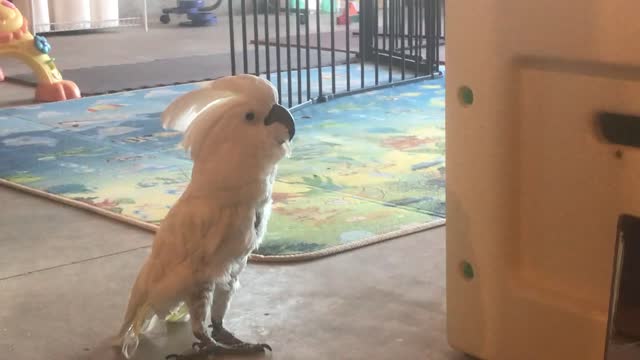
xmin=597 ymin=112 xmax=640 ymax=148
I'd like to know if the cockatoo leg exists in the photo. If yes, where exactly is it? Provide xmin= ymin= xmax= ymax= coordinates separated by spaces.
xmin=208 ymin=260 xmax=272 ymax=353
xmin=189 ymin=284 xmax=215 ymax=347
xmin=165 ymin=283 xmax=220 ymax=360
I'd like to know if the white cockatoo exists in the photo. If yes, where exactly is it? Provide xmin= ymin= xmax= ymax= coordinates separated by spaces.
xmin=114 ymin=74 xmax=295 ymax=359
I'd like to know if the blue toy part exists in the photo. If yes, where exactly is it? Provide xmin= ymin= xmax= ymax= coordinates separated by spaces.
xmin=160 ymin=0 xmax=222 ymax=27
xmin=34 ymin=35 xmax=52 ymax=54
xmin=185 ymin=11 xmax=218 ymax=26
xmin=178 ymin=0 xmax=204 ymax=9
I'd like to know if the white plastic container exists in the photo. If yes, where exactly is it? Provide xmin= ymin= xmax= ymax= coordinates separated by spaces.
xmin=288 ymin=0 xmax=318 ymax=11
xmin=13 ymin=0 xmax=51 ymax=33
xmin=446 ymin=0 xmax=640 ymax=359
xmin=90 ymin=0 xmax=119 ymax=28
xmin=51 ymin=0 xmax=92 ymax=31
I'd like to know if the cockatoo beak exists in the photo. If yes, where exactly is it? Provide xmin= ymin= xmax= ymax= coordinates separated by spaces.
xmin=264 ymin=104 xmax=296 ymax=141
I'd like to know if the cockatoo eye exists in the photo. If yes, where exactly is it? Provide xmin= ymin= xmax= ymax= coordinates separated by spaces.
xmin=245 ymin=112 xmax=256 ymax=121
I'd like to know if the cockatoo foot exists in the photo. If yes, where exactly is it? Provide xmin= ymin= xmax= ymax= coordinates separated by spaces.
xmin=227 ymin=342 xmax=272 ymax=353
xmin=165 ymin=339 xmax=214 ymax=359
xmin=165 ymin=340 xmax=271 ymax=359
xmin=210 ymin=322 xmax=272 ymax=352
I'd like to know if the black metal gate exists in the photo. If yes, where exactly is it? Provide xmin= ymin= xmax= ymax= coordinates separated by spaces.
xmin=228 ymin=0 xmax=443 ymax=108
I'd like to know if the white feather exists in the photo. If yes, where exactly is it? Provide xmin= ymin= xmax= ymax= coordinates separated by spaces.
xmin=161 ymin=88 xmax=235 ymax=132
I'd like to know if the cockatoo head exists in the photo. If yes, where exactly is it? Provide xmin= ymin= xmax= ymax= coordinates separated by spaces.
xmin=161 ymin=74 xmax=295 ymax=185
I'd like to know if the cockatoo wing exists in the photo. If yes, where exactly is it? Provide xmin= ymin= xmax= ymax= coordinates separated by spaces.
xmin=118 ymin=200 xmax=254 ymax=358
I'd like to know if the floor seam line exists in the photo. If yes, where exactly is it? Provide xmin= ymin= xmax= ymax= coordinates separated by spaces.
xmin=0 ymin=244 xmax=151 ymax=281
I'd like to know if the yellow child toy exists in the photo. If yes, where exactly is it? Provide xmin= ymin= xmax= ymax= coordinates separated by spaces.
xmin=0 ymin=0 xmax=80 ymax=102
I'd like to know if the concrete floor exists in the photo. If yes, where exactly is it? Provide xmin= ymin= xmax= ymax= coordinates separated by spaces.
xmin=0 ymin=14 xmax=459 ymax=360
xmin=0 ymin=186 xmax=462 ymax=360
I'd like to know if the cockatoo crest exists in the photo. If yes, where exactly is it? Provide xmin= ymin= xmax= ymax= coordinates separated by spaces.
xmin=160 ymin=74 xmax=295 ymax=190
xmin=161 ymin=74 xmax=284 ymax=161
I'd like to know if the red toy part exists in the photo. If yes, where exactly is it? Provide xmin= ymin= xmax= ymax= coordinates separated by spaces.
xmin=337 ymin=1 xmax=358 ymax=25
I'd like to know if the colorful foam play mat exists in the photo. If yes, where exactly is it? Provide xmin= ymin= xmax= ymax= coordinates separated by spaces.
xmin=0 ymin=65 xmax=446 ymax=261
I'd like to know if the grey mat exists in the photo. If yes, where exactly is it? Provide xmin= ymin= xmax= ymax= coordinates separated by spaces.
xmin=6 ymin=48 xmax=355 ymax=96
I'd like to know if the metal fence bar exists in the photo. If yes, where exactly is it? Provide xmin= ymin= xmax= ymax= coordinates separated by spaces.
xmin=416 ymin=0 xmax=423 ymax=77
xmin=228 ymin=0 xmax=236 ymax=75
xmin=396 ymin=0 xmax=401 ymax=59
xmin=315 ymin=0 xmax=323 ymax=99
xmin=427 ymin=0 xmax=435 ymax=75
xmin=358 ymin=6 xmax=362 ymax=89
xmin=408 ymin=0 xmax=413 ymax=58
xmin=264 ymin=0 xmax=271 ymax=80
xmin=330 ymin=0 xmax=336 ymax=94
xmin=253 ymin=0 xmax=259 ymax=75
xmin=435 ymin=0 xmax=442 ymax=66
xmin=400 ymin=0 xmax=406 ymax=79
xmin=440 ymin=0 xmax=445 ymax=41
xmin=382 ymin=0 xmax=387 ymax=57
xmin=305 ymin=1 xmax=311 ymax=101
xmin=346 ymin=3 xmax=351 ymax=92
xmin=285 ymin=1 xmax=292 ymax=107
xmin=408 ymin=1 xmax=415 ymax=75
xmin=275 ymin=0 xmax=282 ymax=104
xmin=374 ymin=1 xmax=379 ymax=85
xmin=295 ymin=0 xmax=302 ymax=105
xmin=240 ymin=0 xmax=248 ymax=74
xmin=389 ymin=0 xmax=395 ymax=83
